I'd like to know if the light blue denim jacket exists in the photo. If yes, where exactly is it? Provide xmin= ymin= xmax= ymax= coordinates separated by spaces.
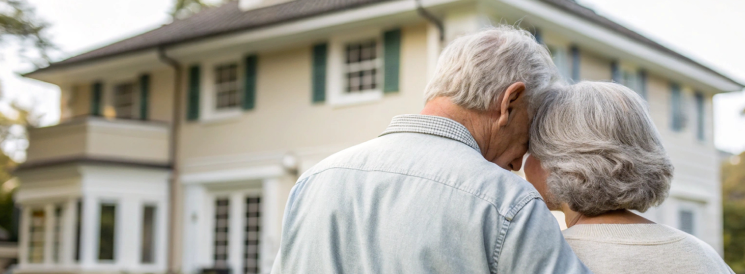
xmin=272 ymin=115 xmax=591 ymax=274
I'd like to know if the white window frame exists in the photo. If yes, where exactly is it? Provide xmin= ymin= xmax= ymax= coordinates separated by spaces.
xmin=200 ymin=55 xmax=244 ymax=122
xmin=327 ymin=29 xmax=384 ymax=106
xmin=213 ymin=62 xmax=242 ymax=111
xmin=204 ymin=188 xmax=263 ymax=274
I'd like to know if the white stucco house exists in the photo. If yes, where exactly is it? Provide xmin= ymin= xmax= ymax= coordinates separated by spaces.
xmin=15 ymin=0 xmax=743 ymax=273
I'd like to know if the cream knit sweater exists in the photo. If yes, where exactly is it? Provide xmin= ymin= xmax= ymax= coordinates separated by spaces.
xmin=563 ymin=224 xmax=734 ymax=274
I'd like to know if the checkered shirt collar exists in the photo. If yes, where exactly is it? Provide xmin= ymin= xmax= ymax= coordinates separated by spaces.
xmin=380 ymin=114 xmax=481 ymax=153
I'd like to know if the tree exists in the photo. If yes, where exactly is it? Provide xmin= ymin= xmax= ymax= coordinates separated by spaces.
xmin=723 ymin=152 xmax=745 ymax=273
xmin=171 ymin=0 xmax=230 ymax=20
xmin=0 ymin=0 xmax=53 ymax=241
xmin=0 ymin=0 xmax=54 ymax=67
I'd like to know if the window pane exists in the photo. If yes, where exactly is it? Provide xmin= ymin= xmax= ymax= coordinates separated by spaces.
xmin=53 ymin=206 xmax=63 ymax=263
xmin=114 ymin=83 xmax=136 ymax=119
xmin=28 ymin=209 xmax=45 ymax=263
xmin=98 ymin=204 xmax=116 ymax=261
xmin=670 ymin=84 xmax=684 ymax=131
xmin=141 ymin=205 xmax=156 ymax=264
xmin=695 ymin=93 xmax=705 ymax=141
xmin=679 ymin=210 xmax=695 ymax=235
xmin=215 ymin=64 xmax=241 ymax=109
xmin=344 ymin=40 xmax=380 ymax=93
xmin=244 ymin=197 xmax=261 ymax=274
xmin=214 ymin=198 xmax=230 ymax=269
xmin=75 ymin=200 xmax=82 ymax=262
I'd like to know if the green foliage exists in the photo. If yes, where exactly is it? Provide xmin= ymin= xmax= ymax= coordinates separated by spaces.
xmin=723 ymin=152 xmax=745 ymax=273
xmin=0 ymin=0 xmax=54 ymax=67
xmin=0 ymin=0 xmax=50 ymax=241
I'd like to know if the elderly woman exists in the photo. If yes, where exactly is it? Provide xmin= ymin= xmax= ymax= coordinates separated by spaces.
xmin=524 ymin=81 xmax=733 ymax=273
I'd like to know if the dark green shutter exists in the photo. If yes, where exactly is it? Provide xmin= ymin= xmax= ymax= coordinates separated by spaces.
xmin=570 ymin=45 xmax=580 ymax=83
xmin=139 ymin=74 xmax=150 ymax=120
xmin=312 ymin=43 xmax=327 ymax=103
xmin=187 ymin=65 xmax=201 ymax=121
xmin=243 ymin=55 xmax=257 ymax=110
xmin=383 ymin=28 xmax=401 ymax=93
xmin=91 ymin=82 xmax=103 ymax=116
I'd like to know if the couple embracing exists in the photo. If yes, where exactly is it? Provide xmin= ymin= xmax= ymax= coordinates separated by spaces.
xmin=271 ymin=26 xmax=733 ymax=274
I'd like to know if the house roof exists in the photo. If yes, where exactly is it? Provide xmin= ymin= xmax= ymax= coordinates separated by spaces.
xmin=27 ymin=0 xmax=743 ymax=88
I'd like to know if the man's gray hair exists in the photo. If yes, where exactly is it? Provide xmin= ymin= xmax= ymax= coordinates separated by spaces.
xmin=424 ymin=25 xmax=559 ymax=112
xmin=529 ymin=81 xmax=673 ymax=217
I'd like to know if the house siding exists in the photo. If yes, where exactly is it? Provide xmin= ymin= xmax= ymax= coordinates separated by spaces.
xmin=178 ymin=23 xmax=429 ymax=174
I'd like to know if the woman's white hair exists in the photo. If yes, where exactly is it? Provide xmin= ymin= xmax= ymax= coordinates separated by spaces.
xmin=529 ymin=81 xmax=673 ymax=217
xmin=424 ymin=25 xmax=560 ymax=112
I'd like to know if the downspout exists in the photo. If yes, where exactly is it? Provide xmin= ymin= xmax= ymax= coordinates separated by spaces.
xmin=415 ymin=0 xmax=444 ymax=42
xmin=158 ymin=46 xmax=183 ymax=274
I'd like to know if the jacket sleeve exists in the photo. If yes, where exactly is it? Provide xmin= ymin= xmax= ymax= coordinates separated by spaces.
xmin=495 ymin=198 xmax=592 ymax=274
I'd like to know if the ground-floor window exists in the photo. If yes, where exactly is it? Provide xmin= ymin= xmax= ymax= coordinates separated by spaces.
xmin=28 ymin=209 xmax=46 ymax=263
xmin=98 ymin=203 xmax=117 ymax=261
xmin=75 ymin=200 xmax=82 ymax=262
xmin=53 ymin=205 xmax=63 ymax=263
xmin=679 ymin=209 xmax=695 ymax=235
xmin=243 ymin=197 xmax=261 ymax=274
xmin=214 ymin=198 xmax=230 ymax=269
xmin=141 ymin=205 xmax=157 ymax=264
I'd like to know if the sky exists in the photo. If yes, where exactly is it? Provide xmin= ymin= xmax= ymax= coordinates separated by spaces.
xmin=0 ymin=0 xmax=744 ymax=155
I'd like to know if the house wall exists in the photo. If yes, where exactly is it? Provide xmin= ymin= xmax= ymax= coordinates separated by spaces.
xmin=542 ymin=34 xmax=723 ymax=252
xmin=179 ymin=23 xmax=429 ymax=175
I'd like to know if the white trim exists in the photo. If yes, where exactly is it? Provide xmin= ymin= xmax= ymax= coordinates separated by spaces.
xmin=167 ymin=0 xmax=459 ymax=59
xmin=181 ymin=165 xmax=285 ymax=185
xmin=497 ymin=0 xmax=741 ymax=92
xmin=327 ymin=29 xmax=384 ymax=106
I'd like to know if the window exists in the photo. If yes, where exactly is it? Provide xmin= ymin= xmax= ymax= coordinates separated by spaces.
xmin=214 ymin=198 xmax=230 ymax=269
xmin=243 ymin=197 xmax=261 ymax=274
xmin=141 ymin=205 xmax=156 ymax=264
xmin=670 ymin=84 xmax=686 ymax=131
xmin=548 ymin=45 xmax=570 ymax=82
xmin=344 ymin=40 xmax=380 ymax=93
xmin=53 ymin=205 xmax=63 ymax=263
xmin=695 ymin=92 xmax=705 ymax=141
xmin=28 ymin=209 xmax=46 ymax=263
xmin=75 ymin=200 xmax=82 ymax=262
xmin=98 ymin=203 xmax=116 ymax=261
xmin=113 ymin=83 xmax=136 ymax=119
xmin=679 ymin=209 xmax=695 ymax=235
xmin=214 ymin=63 xmax=240 ymax=110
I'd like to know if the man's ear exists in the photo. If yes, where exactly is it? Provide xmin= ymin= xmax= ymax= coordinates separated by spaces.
xmin=497 ymin=82 xmax=526 ymax=127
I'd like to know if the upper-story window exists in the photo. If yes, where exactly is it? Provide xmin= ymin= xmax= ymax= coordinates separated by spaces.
xmin=113 ymin=82 xmax=136 ymax=119
xmin=695 ymin=92 xmax=705 ymax=141
xmin=345 ymin=40 xmax=380 ymax=93
xmin=214 ymin=63 xmax=241 ymax=110
xmin=547 ymin=45 xmax=571 ymax=82
xmin=670 ymin=84 xmax=686 ymax=132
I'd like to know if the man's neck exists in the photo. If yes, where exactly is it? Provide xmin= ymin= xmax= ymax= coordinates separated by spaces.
xmin=420 ymin=97 xmax=495 ymax=158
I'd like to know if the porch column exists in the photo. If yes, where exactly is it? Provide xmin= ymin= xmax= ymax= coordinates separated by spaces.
xmin=80 ymin=195 xmax=97 ymax=268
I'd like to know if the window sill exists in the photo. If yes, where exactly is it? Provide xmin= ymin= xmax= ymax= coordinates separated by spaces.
xmin=199 ymin=109 xmax=243 ymax=125
xmin=329 ymin=90 xmax=383 ymax=107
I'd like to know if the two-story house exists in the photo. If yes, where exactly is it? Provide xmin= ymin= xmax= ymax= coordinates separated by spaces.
xmin=16 ymin=0 xmax=743 ymax=273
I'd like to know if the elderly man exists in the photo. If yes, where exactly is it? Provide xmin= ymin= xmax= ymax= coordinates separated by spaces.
xmin=271 ymin=26 xmax=590 ymax=273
